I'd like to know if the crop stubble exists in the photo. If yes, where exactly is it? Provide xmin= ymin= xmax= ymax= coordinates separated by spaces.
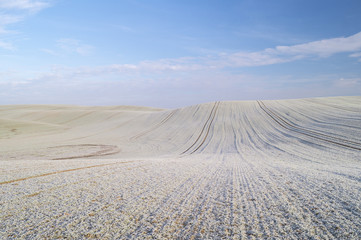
xmin=0 ymin=97 xmax=360 ymax=239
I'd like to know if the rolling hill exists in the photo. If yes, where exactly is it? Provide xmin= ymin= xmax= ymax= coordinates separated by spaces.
xmin=1 ymin=96 xmax=360 ymax=239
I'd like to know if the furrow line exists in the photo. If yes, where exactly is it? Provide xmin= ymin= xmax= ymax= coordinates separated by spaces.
xmin=174 ymin=163 xmax=223 ymax=238
xmin=180 ymin=102 xmax=219 ymax=155
xmin=275 ymin=101 xmax=361 ymax=131
xmin=304 ymin=99 xmax=361 ymax=113
xmin=130 ymin=109 xmax=178 ymax=141
xmin=257 ymin=101 xmax=361 ymax=151
xmin=60 ymin=111 xmax=95 ymax=124
xmin=259 ymin=101 xmax=361 ymax=147
xmin=260 ymin=101 xmax=361 ymax=146
xmin=245 ymin=156 xmax=339 ymax=238
xmin=138 ymin=161 xmax=220 ymax=237
xmin=190 ymin=102 xmax=220 ymax=154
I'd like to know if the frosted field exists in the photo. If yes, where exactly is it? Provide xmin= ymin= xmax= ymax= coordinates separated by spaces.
xmin=1 ymin=96 xmax=361 ymax=239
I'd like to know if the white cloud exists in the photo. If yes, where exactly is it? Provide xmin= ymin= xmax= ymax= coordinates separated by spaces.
xmin=0 ymin=80 xmax=29 ymax=87
xmin=270 ymin=32 xmax=361 ymax=57
xmin=213 ymin=51 xmax=290 ymax=68
xmin=95 ymin=32 xmax=361 ymax=70
xmin=0 ymin=14 xmax=24 ymax=36
xmin=3 ymin=64 xmax=359 ymax=107
xmin=0 ymin=0 xmax=50 ymax=50
xmin=349 ymin=52 xmax=361 ymax=62
xmin=55 ymin=38 xmax=95 ymax=56
xmin=40 ymin=48 xmax=58 ymax=56
xmin=38 ymin=32 xmax=361 ymax=74
xmin=42 ymin=38 xmax=95 ymax=56
xmin=216 ymin=31 xmax=361 ymax=67
xmin=0 ymin=0 xmax=49 ymax=12
xmin=114 ymin=25 xmax=136 ymax=33
xmin=334 ymin=78 xmax=361 ymax=87
xmin=2 ymin=30 xmax=361 ymax=106
xmin=85 ymin=31 xmax=361 ymax=70
xmin=0 ymin=40 xmax=15 ymax=50
xmin=350 ymin=52 xmax=361 ymax=58
xmin=0 ymin=14 xmax=23 ymax=25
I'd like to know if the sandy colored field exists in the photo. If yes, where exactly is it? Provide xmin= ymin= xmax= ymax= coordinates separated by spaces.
xmin=1 ymin=96 xmax=361 ymax=239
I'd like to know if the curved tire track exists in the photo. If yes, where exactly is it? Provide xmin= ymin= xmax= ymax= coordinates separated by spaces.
xmin=257 ymin=101 xmax=361 ymax=151
xmin=181 ymin=102 xmax=220 ymax=155
xmin=130 ymin=109 xmax=178 ymax=142
xmin=50 ymin=144 xmax=121 ymax=160
xmin=0 ymin=161 xmax=134 ymax=186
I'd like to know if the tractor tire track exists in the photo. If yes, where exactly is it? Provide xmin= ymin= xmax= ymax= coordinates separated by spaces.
xmin=257 ymin=101 xmax=361 ymax=151
xmin=0 ymin=160 xmax=134 ymax=186
xmin=130 ymin=109 xmax=178 ymax=142
xmin=181 ymin=102 xmax=220 ymax=155
xmin=303 ymin=98 xmax=361 ymax=113
xmin=49 ymin=144 xmax=121 ymax=160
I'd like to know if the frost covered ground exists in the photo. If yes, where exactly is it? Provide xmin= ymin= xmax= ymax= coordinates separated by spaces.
xmin=1 ymin=96 xmax=361 ymax=239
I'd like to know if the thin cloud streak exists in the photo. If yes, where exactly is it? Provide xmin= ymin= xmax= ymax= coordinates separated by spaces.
xmin=0 ymin=0 xmax=50 ymax=50
xmin=130 ymin=31 xmax=361 ymax=70
xmin=56 ymin=38 xmax=94 ymax=56
xmin=78 ymin=31 xmax=361 ymax=70
xmin=269 ymin=32 xmax=361 ymax=57
xmin=41 ymin=38 xmax=95 ymax=57
xmin=34 ymin=31 xmax=361 ymax=77
xmin=217 ymin=31 xmax=361 ymax=67
xmin=0 ymin=0 xmax=49 ymax=12
xmin=0 ymin=40 xmax=15 ymax=50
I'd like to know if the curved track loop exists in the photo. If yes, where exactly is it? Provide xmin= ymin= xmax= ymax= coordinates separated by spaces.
xmin=181 ymin=102 xmax=220 ymax=155
xmin=258 ymin=101 xmax=361 ymax=151
xmin=130 ymin=109 xmax=178 ymax=141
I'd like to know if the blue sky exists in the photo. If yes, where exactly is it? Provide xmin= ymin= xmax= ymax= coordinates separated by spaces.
xmin=1 ymin=0 xmax=361 ymax=107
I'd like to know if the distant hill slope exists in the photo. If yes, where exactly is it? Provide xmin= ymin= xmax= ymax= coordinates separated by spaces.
xmin=1 ymin=96 xmax=360 ymax=160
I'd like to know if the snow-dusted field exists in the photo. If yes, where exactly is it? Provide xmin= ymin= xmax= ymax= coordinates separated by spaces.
xmin=1 ymin=96 xmax=361 ymax=239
